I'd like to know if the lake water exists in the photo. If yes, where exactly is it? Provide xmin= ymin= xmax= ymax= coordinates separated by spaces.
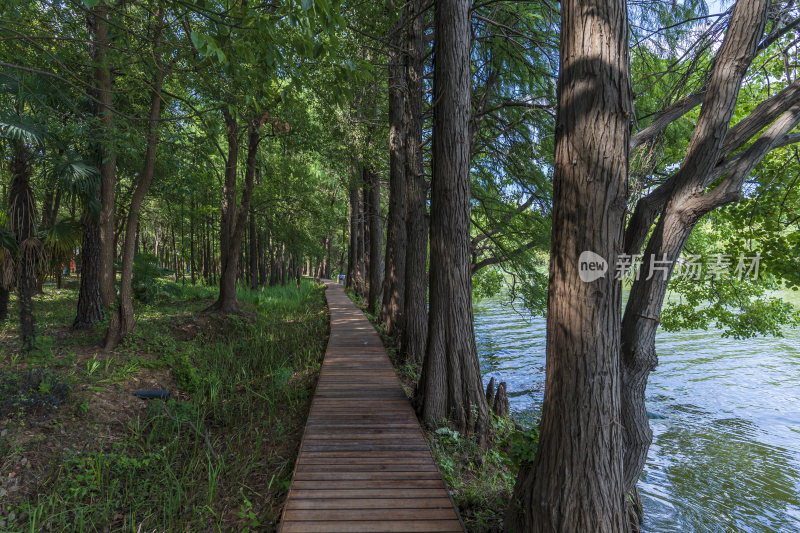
xmin=473 ymin=294 xmax=800 ymax=533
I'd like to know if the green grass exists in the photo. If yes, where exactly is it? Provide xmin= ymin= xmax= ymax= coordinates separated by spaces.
xmin=0 ymin=278 xmax=328 ymax=532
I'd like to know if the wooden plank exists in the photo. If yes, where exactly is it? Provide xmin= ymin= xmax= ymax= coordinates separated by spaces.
xmin=286 ymin=498 xmax=454 ymax=510
xmin=287 ymin=488 xmax=449 ymax=499
xmin=296 ymin=456 xmax=434 ymax=465
xmin=282 ymin=508 xmax=458 ymax=521
xmin=298 ymin=451 xmax=433 ymax=458
xmin=293 ymin=471 xmax=443 ymax=480
xmin=281 ymin=520 xmax=464 ymax=532
xmin=295 ymin=464 xmax=439 ymax=472
xmin=291 ymin=479 xmax=445 ymax=489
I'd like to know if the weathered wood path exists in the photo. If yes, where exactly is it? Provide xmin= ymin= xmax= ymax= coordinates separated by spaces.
xmin=278 ymin=280 xmax=464 ymax=533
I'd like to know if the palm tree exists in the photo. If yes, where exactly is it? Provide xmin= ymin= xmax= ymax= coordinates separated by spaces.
xmin=0 ymin=221 xmax=17 ymax=322
xmin=1 ymin=117 xmax=45 ymax=350
xmin=8 ymin=141 xmax=39 ymax=350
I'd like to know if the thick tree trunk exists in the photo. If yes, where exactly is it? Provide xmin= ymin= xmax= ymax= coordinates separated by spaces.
xmin=9 ymin=144 xmax=37 ymax=350
xmin=104 ymin=40 xmax=165 ymax=349
xmin=92 ymin=4 xmax=117 ymax=311
xmin=207 ymin=112 xmax=268 ymax=312
xmin=346 ymin=181 xmax=365 ymax=294
xmin=505 ymin=0 xmax=631 ymax=529
xmin=73 ymin=204 xmax=103 ymax=330
xmin=402 ymin=0 xmax=428 ymax=365
xmin=362 ymin=175 xmax=371 ymax=296
xmin=366 ymin=168 xmax=383 ymax=314
xmin=0 ymin=288 xmax=9 ymax=322
xmin=381 ymin=18 xmax=407 ymax=334
xmin=414 ymin=0 xmax=490 ymax=442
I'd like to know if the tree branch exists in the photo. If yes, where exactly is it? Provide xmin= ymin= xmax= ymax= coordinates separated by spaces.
xmin=472 ymin=239 xmax=539 ymax=274
xmin=720 ymin=78 xmax=800 ymax=156
xmin=700 ymin=102 xmax=800 ymax=208
xmin=630 ymin=91 xmax=706 ymax=151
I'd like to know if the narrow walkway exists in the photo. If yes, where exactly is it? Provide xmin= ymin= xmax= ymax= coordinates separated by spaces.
xmin=279 ymin=280 xmax=464 ymax=533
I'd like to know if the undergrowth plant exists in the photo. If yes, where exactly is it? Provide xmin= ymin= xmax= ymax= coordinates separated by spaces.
xmin=0 ymin=278 xmax=328 ymax=532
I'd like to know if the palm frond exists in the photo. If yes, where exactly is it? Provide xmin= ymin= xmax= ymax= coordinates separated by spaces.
xmin=0 ymin=227 xmax=19 ymax=255
xmin=0 ymin=117 xmax=46 ymax=147
xmin=42 ymin=217 xmax=81 ymax=257
xmin=55 ymin=158 xmax=99 ymax=200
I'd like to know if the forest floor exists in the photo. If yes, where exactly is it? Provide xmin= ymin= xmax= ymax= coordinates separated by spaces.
xmin=349 ymin=290 xmax=537 ymax=533
xmin=0 ymin=278 xmax=328 ymax=532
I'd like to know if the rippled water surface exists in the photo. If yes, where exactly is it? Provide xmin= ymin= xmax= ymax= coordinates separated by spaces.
xmin=474 ymin=294 xmax=800 ymax=533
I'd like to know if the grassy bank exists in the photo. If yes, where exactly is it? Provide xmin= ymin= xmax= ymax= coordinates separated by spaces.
xmin=347 ymin=289 xmax=537 ymax=532
xmin=0 ymin=278 xmax=328 ymax=532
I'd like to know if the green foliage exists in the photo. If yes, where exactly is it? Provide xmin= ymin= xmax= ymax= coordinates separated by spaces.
xmin=660 ymin=218 xmax=800 ymax=338
xmin=508 ymin=426 xmax=539 ymax=466
xmin=473 ymin=269 xmax=505 ymax=301
xmin=132 ymin=253 xmax=180 ymax=302
xmin=427 ymin=414 xmax=539 ymax=531
xmin=165 ymin=350 xmax=202 ymax=394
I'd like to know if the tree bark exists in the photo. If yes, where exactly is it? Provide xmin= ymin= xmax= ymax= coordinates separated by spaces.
xmin=414 ymin=0 xmax=490 ymax=442
xmin=91 ymin=4 xmax=117 ymax=311
xmin=346 ymin=179 xmax=365 ymax=294
xmin=249 ymin=206 xmax=258 ymax=289
xmin=9 ymin=143 xmax=37 ymax=350
xmin=190 ymin=196 xmax=196 ymax=285
xmin=73 ymin=203 xmax=103 ymax=330
xmin=506 ymin=0 xmax=631 ymax=529
xmin=366 ymin=168 xmax=383 ymax=314
xmin=402 ymin=0 xmax=428 ymax=365
xmin=0 ymin=288 xmax=9 ymax=322
xmin=208 ymin=113 xmax=267 ymax=312
xmin=103 ymin=25 xmax=166 ymax=349
xmin=381 ymin=16 xmax=407 ymax=335
xmin=619 ymin=0 xmax=771 ymax=499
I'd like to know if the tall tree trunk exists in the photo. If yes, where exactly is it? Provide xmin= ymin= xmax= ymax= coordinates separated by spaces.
xmin=324 ymin=236 xmax=332 ymax=279
xmin=269 ymin=235 xmax=277 ymax=286
xmin=249 ymin=206 xmax=257 ymax=289
xmin=346 ymin=180 xmax=364 ymax=294
xmin=171 ymin=222 xmax=178 ymax=282
xmin=190 ymin=196 xmax=196 ymax=285
xmin=213 ymin=109 xmax=240 ymax=310
xmin=208 ymin=112 xmax=269 ymax=312
xmin=0 ymin=289 xmax=9 ymax=322
xmin=92 ymin=4 xmax=117 ymax=311
xmin=366 ymin=168 xmax=383 ymax=314
xmin=257 ymin=230 xmax=266 ymax=286
xmin=402 ymin=0 xmax=428 ymax=365
xmin=104 ymin=33 xmax=166 ymax=349
xmin=9 ymin=143 xmax=37 ymax=350
xmin=413 ymin=0 xmax=490 ymax=442
xmin=73 ymin=203 xmax=103 ymax=330
xmin=381 ymin=16 xmax=407 ymax=335
xmin=362 ymin=174 xmax=371 ymax=296
xmin=505 ymin=0 xmax=631 ymax=529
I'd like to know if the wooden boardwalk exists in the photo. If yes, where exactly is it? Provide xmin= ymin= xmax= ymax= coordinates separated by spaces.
xmin=279 ymin=280 xmax=464 ymax=533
